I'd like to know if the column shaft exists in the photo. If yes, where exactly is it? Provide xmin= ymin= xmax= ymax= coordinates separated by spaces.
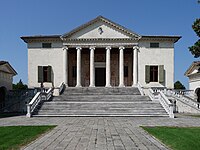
xmin=106 ymin=46 xmax=111 ymax=87
xmin=119 ymin=46 xmax=125 ymax=87
xmin=76 ymin=47 xmax=82 ymax=87
xmin=133 ymin=46 xmax=138 ymax=86
xmin=63 ymin=47 xmax=68 ymax=86
xmin=89 ymin=47 xmax=95 ymax=87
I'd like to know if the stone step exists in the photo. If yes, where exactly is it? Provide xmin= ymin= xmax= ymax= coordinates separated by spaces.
xmin=63 ymin=87 xmax=140 ymax=95
xmin=32 ymin=87 xmax=168 ymax=117
xmin=53 ymin=95 xmax=150 ymax=101
xmin=33 ymin=114 xmax=169 ymax=117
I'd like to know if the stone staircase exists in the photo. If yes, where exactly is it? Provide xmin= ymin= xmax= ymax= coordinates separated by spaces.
xmin=33 ymin=87 xmax=168 ymax=117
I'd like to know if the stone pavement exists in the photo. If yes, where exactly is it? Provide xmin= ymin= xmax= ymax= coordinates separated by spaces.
xmin=1 ymin=114 xmax=200 ymax=150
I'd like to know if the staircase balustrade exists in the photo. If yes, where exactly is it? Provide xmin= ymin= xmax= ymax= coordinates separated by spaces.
xmin=26 ymin=88 xmax=53 ymax=117
xmin=159 ymin=91 xmax=174 ymax=118
xmin=137 ymin=82 xmax=145 ymax=96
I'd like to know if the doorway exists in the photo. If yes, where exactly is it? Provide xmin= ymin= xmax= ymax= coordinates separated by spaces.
xmin=196 ymin=88 xmax=200 ymax=103
xmin=95 ymin=68 xmax=106 ymax=86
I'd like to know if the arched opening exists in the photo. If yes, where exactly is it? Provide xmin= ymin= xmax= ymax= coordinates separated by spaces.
xmin=0 ymin=87 xmax=6 ymax=109
xmin=195 ymin=88 xmax=200 ymax=103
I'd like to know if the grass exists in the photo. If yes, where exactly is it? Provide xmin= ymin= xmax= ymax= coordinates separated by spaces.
xmin=142 ymin=126 xmax=200 ymax=150
xmin=0 ymin=125 xmax=56 ymax=150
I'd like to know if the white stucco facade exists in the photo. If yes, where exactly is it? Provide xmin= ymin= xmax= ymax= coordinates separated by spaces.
xmin=22 ymin=16 xmax=180 ymax=89
xmin=0 ymin=62 xmax=17 ymax=90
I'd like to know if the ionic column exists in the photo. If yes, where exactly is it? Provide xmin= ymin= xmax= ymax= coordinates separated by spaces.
xmin=119 ymin=46 xmax=125 ymax=87
xmin=89 ymin=47 xmax=95 ymax=87
xmin=133 ymin=45 xmax=139 ymax=86
xmin=63 ymin=47 xmax=68 ymax=86
xmin=76 ymin=47 xmax=82 ymax=87
xmin=106 ymin=46 xmax=111 ymax=87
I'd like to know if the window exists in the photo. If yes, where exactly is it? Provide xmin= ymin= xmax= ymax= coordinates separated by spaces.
xmin=72 ymin=66 xmax=77 ymax=78
xmin=145 ymin=65 xmax=164 ymax=83
xmin=42 ymin=43 xmax=52 ymax=48
xmin=150 ymin=42 xmax=159 ymax=48
xmin=38 ymin=66 xmax=52 ymax=83
xmin=150 ymin=66 xmax=158 ymax=82
xmin=124 ymin=66 xmax=128 ymax=77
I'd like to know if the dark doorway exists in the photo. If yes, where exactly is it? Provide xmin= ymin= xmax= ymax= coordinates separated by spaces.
xmin=0 ymin=87 xmax=6 ymax=109
xmin=95 ymin=68 xmax=106 ymax=86
xmin=196 ymin=88 xmax=200 ymax=103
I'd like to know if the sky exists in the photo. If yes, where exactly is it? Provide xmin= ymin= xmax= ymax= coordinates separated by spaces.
xmin=0 ymin=0 xmax=199 ymax=88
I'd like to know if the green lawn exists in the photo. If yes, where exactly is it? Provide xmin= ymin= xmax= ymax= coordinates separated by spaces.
xmin=0 ymin=126 xmax=55 ymax=150
xmin=142 ymin=126 xmax=200 ymax=150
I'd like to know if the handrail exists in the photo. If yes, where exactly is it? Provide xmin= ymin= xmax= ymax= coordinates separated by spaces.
xmin=46 ymin=88 xmax=53 ymax=101
xmin=159 ymin=91 xmax=174 ymax=118
xmin=165 ymin=89 xmax=200 ymax=110
xmin=26 ymin=87 xmax=53 ymax=117
xmin=137 ymin=82 xmax=145 ymax=96
xmin=148 ymin=89 xmax=155 ymax=100
xmin=59 ymin=82 xmax=65 ymax=94
xmin=26 ymin=92 xmax=41 ymax=117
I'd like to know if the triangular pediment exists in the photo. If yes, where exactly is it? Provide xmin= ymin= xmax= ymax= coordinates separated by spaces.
xmin=0 ymin=62 xmax=17 ymax=75
xmin=62 ymin=16 xmax=140 ymax=40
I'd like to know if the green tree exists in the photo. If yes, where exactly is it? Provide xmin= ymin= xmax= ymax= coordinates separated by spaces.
xmin=189 ymin=18 xmax=200 ymax=58
xmin=174 ymin=81 xmax=186 ymax=90
xmin=13 ymin=79 xmax=28 ymax=90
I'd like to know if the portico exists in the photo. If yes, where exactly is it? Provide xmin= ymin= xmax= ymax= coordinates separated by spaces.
xmin=63 ymin=45 xmax=139 ymax=87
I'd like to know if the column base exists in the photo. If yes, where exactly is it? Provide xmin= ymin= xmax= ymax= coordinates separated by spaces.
xmin=75 ymin=84 xmax=82 ymax=87
xmin=119 ymin=84 xmax=125 ymax=87
xmin=105 ymin=84 xmax=112 ymax=87
xmin=89 ymin=85 xmax=95 ymax=87
xmin=132 ymin=84 xmax=137 ymax=87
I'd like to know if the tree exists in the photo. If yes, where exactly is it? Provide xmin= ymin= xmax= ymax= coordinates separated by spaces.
xmin=13 ymin=79 xmax=28 ymax=90
xmin=189 ymin=18 xmax=200 ymax=58
xmin=174 ymin=81 xmax=186 ymax=90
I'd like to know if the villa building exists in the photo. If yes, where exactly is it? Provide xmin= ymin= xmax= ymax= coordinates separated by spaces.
xmin=21 ymin=16 xmax=181 ymax=91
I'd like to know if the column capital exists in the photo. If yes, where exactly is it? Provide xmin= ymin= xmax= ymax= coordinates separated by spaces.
xmin=89 ymin=46 xmax=95 ymax=50
xmin=106 ymin=46 xmax=111 ymax=50
xmin=133 ymin=45 xmax=139 ymax=50
xmin=119 ymin=46 xmax=125 ymax=50
xmin=76 ymin=47 xmax=82 ymax=50
xmin=63 ymin=46 xmax=68 ymax=50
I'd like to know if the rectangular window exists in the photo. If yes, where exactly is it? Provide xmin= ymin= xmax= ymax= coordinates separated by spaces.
xmin=38 ymin=66 xmax=51 ymax=83
xmin=124 ymin=66 xmax=128 ymax=77
xmin=150 ymin=43 xmax=159 ymax=48
xmin=42 ymin=43 xmax=52 ymax=48
xmin=72 ymin=66 xmax=77 ymax=78
xmin=150 ymin=66 xmax=158 ymax=82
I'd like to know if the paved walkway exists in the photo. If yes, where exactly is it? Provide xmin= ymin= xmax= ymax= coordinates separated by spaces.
xmin=1 ymin=115 xmax=200 ymax=150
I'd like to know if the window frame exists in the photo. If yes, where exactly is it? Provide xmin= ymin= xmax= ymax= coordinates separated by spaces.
xmin=42 ymin=43 xmax=52 ymax=48
xmin=150 ymin=42 xmax=159 ymax=48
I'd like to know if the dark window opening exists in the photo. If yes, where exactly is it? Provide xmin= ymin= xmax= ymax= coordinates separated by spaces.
xmin=42 ymin=43 xmax=52 ymax=48
xmin=72 ymin=66 xmax=77 ymax=78
xmin=43 ymin=66 xmax=48 ymax=82
xmin=150 ymin=43 xmax=159 ymax=48
xmin=150 ymin=66 xmax=158 ymax=82
xmin=38 ymin=66 xmax=51 ymax=83
xmin=124 ymin=66 xmax=128 ymax=77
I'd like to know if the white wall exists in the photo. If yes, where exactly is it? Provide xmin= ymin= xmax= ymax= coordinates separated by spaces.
xmin=0 ymin=72 xmax=13 ymax=90
xmin=138 ymin=40 xmax=174 ymax=88
xmin=28 ymin=41 xmax=63 ymax=88
xmin=189 ymin=73 xmax=200 ymax=91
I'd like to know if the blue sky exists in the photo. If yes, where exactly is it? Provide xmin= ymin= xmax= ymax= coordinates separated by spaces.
xmin=0 ymin=0 xmax=199 ymax=88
